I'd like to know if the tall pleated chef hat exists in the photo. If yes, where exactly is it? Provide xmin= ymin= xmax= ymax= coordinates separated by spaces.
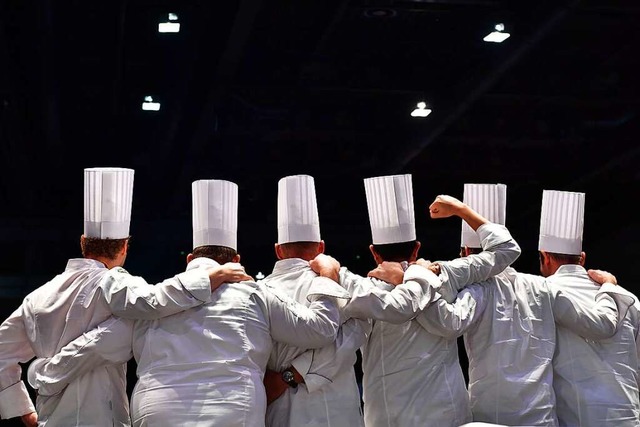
xmin=364 ymin=174 xmax=416 ymax=245
xmin=461 ymin=183 xmax=507 ymax=248
xmin=84 ymin=167 xmax=134 ymax=239
xmin=277 ymin=174 xmax=321 ymax=244
xmin=538 ymin=189 xmax=585 ymax=255
xmin=192 ymin=179 xmax=238 ymax=250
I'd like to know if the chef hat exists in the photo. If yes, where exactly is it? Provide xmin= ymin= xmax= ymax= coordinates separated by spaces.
xmin=364 ymin=174 xmax=416 ymax=245
xmin=84 ymin=167 xmax=134 ymax=239
xmin=461 ymin=183 xmax=507 ymax=248
xmin=538 ymin=189 xmax=585 ymax=255
xmin=192 ymin=179 xmax=238 ymax=250
xmin=277 ymin=174 xmax=321 ymax=244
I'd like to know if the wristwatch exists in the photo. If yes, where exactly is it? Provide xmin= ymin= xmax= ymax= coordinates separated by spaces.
xmin=281 ymin=369 xmax=298 ymax=388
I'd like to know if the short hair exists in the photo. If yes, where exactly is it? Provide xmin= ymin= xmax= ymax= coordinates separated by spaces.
xmin=278 ymin=241 xmax=322 ymax=260
xmin=191 ymin=245 xmax=237 ymax=264
xmin=540 ymin=251 xmax=581 ymax=265
xmin=81 ymin=237 xmax=129 ymax=259
xmin=372 ymin=240 xmax=418 ymax=262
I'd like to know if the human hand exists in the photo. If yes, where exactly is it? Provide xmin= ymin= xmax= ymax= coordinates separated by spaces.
xmin=208 ymin=262 xmax=253 ymax=291
xmin=263 ymin=369 xmax=289 ymax=406
xmin=309 ymin=254 xmax=340 ymax=282
xmin=428 ymin=195 xmax=465 ymax=219
xmin=21 ymin=412 xmax=37 ymax=427
xmin=368 ymin=261 xmax=405 ymax=285
xmin=413 ymin=258 xmax=440 ymax=275
xmin=588 ymin=269 xmax=617 ymax=286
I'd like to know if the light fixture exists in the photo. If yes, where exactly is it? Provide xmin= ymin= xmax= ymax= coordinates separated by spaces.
xmin=255 ymin=272 xmax=265 ymax=280
xmin=158 ymin=13 xmax=180 ymax=33
xmin=483 ymin=23 xmax=510 ymax=43
xmin=411 ymin=102 xmax=432 ymax=118
xmin=142 ymin=96 xmax=161 ymax=111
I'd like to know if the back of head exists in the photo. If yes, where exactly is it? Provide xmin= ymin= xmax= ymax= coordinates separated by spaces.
xmin=191 ymin=245 xmax=238 ymax=264
xmin=276 ymin=241 xmax=323 ymax=261
xmin=371 ymin=240 xmax=419 ymax=262
xmin=191 ymin=179 xmax=239 ymax=262
xmin=81 ymin=236 xmax=128 ymax=260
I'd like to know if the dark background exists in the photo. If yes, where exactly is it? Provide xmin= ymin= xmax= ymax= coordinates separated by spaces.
xmin=1 ymin=0 xmax=639 ymax=424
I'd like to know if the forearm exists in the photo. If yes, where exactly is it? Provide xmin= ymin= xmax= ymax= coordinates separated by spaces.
xmin=29 ymin=317 xmax=134 ymax=396
xmin=292 ymin=318 xmax=370 ymax=393
xmin=101 ymin=268 xmax=211 ymax=319
xmin=0 ymin=307 xmax=36 ymax=419
xmin=342 ymin=266 xmax=442 ymax=324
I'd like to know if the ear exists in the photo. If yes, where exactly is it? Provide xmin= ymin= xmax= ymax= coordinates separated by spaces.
xmin=579 ymin=251 xmax=586 ymax=266
xmin=274 ymin=243 xmax=285 ymax=260
xmin=121 ymin=239 xmax=130 ymax=256
xmin=463 ymin=246 xmax=472 ymax=257
xmin=318 ymin=240 xmax=325 ymax=254
xmin=186 ymin=253 xmax=195 ymax=263
xmin=233 ymin=254 xmax=241 ymax=263
xmin=369 ymin=244 xmax=383 ymax=265
xmin=539 ymin=250 xmax=549 ymax=265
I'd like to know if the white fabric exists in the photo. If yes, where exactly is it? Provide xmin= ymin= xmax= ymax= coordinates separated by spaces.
xmin=461 ymin=183 xmax=506 ymax=248
xmin=192 ymin=179 xmax=238 ymax=250
xmin=27 ymin=257 xmax=347 ymax=427
xmin=364 ymin=174 xmax=415 ymax=244
xmin=538 ymin=190 xmax=585 ymax=255
xmin=547 ymin=264 xmax=640 ymax=427
xmin=0 ymin=258 xmax=212 ymax=425
xmin=428 ymin=261 xmax=637 ymax=427
xmin=263 ymin=258 xmax=366 ymax=427
xmin=277 ymin=175 xmax=321 ymax=243
xmin=84 ymin=167 xmax=134 ymax=239
xmin=339 ymin=222 xmax=520 ymax=427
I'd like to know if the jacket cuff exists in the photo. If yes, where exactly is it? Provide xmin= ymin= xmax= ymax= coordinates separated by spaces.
xmin=598 ymin=283 xmax=636 ymax=323
xmin=290 ymin=352 xmax=326 ymax=393
xmin=0 ymin=382 xmax=35 ymax=419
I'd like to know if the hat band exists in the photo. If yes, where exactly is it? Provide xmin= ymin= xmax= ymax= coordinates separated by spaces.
xmin=538 ymin=234 xmax=582 ymax=255
xmin=84 ymin=221 xmax=131 ymax=239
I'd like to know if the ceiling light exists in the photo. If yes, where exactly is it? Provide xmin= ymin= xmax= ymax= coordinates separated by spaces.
xmin=255 ymin=272 xmax=265 ymax=280
xmin=142 ymin=96 xmax=161 ymax=111
xmin=483 ymin=23 xmax=510 ymax=43
xmin=158 ymin=13 xmax=180 ymax=33
xmin=411 ymin=102 xmax=432 ymax=118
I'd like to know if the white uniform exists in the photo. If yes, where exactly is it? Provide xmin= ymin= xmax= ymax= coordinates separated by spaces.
xmin=428 ymin=264 xmax=627 ymax=426
xmin=264 ymin=259 xmax=368 ymax=427
xmin=0 ymin=258 xmax=212 ymax=426
xmin=346 ymin=222 xmax=520 ymax=427
xmin=263 ymin=257 xmax=446 ymax=427
xmin=548 ymin=264 xmax=640 ymax=427
xmin=27 ymin=257 xmax=347 ymax=427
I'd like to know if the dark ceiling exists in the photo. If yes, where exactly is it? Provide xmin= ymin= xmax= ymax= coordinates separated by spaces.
xmin=1 ymin=0 xmax=639 ymax=298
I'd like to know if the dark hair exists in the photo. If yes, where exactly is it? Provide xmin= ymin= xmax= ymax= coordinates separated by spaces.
xmin=81 ymin=237 xmax=129 ymax=259
xmin=540 ymin=251 xmax=581 ymax=265
xmin=192 ymin=245 xmax=237 ymax=264
xmin=372 ymin=240 xmax=418 ymax=262
xmin=278 ymin=241 xmax=322 ymax=260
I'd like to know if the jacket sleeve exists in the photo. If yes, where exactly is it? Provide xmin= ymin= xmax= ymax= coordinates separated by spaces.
xmin=0 ymin=305 xmax=36 ymax=419
xmin=551 ymin=287 xmax=619 ymax=339
xmin=28 ymin=316 xmax=135 ymax=397
xmin=415 ymin=283 xmax=487 ymax=339
xmin=100 ymin=267 xmax=212 ymax=320
xmin=436 ymin=223 xmax=521 ymax=303
xmin=262 ymin=277 xmax=344 ymax=349
xmin=291 ymin=317 xmax=371 ymax=393
xmin=341 ymin=265 xmax=442 ymax=324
